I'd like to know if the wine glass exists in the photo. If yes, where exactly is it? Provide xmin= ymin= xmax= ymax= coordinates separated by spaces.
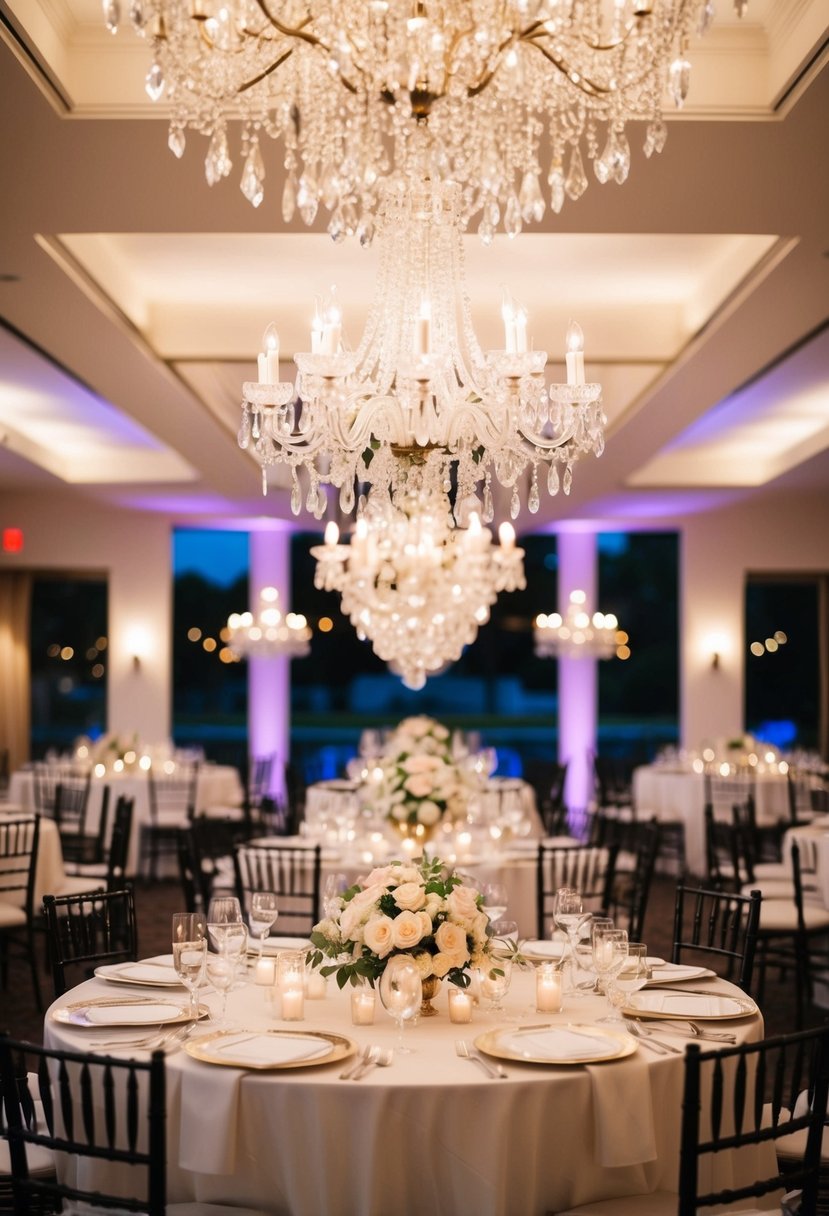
xmin=604 ymin=942 xmax=649 ymax=1024
xmin=322 ymin=872 xmax=349 ymax=919
xmin=379 ymin=956 xmax=422 ymax=1054
xmin=207 ymin=895 xmax=242 ymax=926
xmin=249 ymin=891 xmax=279 ymax=960
xmin=553 ymin=888 xmax=590 ymax=995
xmin=205 ymin=952 xmax=234 ymax=1026
xmin=477 ymin=956 xmax=513 ymax=1015
xmin=592 ymin=927 xmax=629 ymax=1018
xmin=481 ymin=881 xmax=508 ymax=924
xmin=171 ymin=912 xmax=207 ymax=1022
xmin=223 ymin=921 xmax=249 ymax=988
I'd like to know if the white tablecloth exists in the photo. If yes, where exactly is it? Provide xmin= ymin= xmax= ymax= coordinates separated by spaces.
xmin=8 ymin=764 xmax=243 ymax=875
xmin=633 ymin=766 xmax=792 ymax=876
xmin=45 ymin=966 xmax=769 ymax=1216
xmin=305 ymin=777 xmax=542 ymax=834
xmin=0 ymin=807 xmax=66 ymax=904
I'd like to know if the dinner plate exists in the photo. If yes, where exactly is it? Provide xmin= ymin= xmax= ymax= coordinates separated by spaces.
xmin=95 ymin=956 xmax=182 ymax=987
xmin=647 ymin=964 xmax=715 ymax=986
xmin=623 ymin=989 xmax=758 ymax=1021
xmin=521 ymin=940 xmax=566 ymax=962
xmin=185 ymin=1028 xmax=355 ymax=1070
xmin=475 ymin=1023 xmax=636 ymax=1065
xmin=252 ymin=936 xmax=313 ymax=957
xmin=52 ymin=996 xmax=203 ymax=1028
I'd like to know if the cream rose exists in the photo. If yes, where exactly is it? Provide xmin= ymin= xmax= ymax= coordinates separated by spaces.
xmin=431 ymin=952 xmax=455 ymax=978
xmin=412 ymin=950 xmax=434 ymax=979
xmin=447 ymin=885 xmax=480 ymax=922
xmin=392 ymin=910 xmax=425 ymax=951
xmin=417 ymin=800 xmax=441 ymax=826
xmin=417 ymin=910 xmax=433 ymax=939
xmin=404 ymin=773 xmax=436 ymax=798
xmin=363 ymin=915 xmax=395 ymax=958
xmin=394 ymin=882 xmax=426 ymax=912
xmin=401 ymin=754 xmax=438 ymax=774
xmin=435 ymin=919 xmax=469 ymax=958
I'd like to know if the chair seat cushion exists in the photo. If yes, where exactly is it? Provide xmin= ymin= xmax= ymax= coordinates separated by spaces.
xmin=0 ymin=900 xmax=26 ymax=927
xmin=758 ymin=900 xmax=829 ymax=933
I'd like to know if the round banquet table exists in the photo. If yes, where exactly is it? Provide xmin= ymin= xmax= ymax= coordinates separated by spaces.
xmin=8 ymin=763 xmax=243 ymax=876
xmin=45 ymin=963 xmax=770 ymax=1216
xmin=0 ymin=806 xmax=69 ymax=904
xmin=632 ymin=766 xmax=794 ymax=877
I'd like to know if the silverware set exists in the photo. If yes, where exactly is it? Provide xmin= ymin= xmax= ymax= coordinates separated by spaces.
xmin=624 ymin=1018 xmax=737 ymax=1053
xmin=89 ymin=1018 xmax=206 ymax=1052
xmin=455 ymin=1039 xmax=506 ymax=1078
xmin=339 ymin=1045 xmax=394 ymax=1080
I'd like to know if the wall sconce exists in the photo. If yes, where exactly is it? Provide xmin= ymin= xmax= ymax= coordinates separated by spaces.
xmin=125 ymin=625 xmax=152 ymax=673
xmin=703 ymin=632 xmax=729 ymax=672
xmin=711 ymin=652 xmax=720 ymax=670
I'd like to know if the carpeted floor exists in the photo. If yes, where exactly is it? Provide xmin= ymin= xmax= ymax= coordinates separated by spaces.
xmin=2 ymin=873 xmax=823 ymax=1044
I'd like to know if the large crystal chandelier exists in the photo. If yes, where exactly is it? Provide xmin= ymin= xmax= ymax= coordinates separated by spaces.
xmin=226 ymin=586 xmax=312 ymax=659
xmin=310 ymin=478 xmax=526 ymax=690
xmin=106 ymin=0 xmax=746 ymax=239
xmin=240 ymin=178 xmax=605 ymax=521
xmin=534 ymin=588 xmax=625 ymax=659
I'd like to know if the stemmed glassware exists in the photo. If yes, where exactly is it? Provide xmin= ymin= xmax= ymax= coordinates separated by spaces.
xmin=207 ymin=895 xmax=246 ymax=988
xmin=477 ymin=957 xmax=514 ymax=1015
xmin=604 ymin=942 xmax=649 ymax=1023
xmin=205 ymin=952 xmax=234 ymax=1026
xmin=379 ymin=955 xmax=422 ymax=1055
xmin=322 ymin=872 xmax=349 ymax=919
xmin=481 ymin=881 xmax=508 ymax=924
xmin=171 ymin=912 xmax=207 ymax=1023
xmin=249 ymin=891 xmax=279 ymax=960
xmin=553 ymin=888 xmax=591 ymax=995
xmin=592 ymin=926 xmax=629 ymax=1020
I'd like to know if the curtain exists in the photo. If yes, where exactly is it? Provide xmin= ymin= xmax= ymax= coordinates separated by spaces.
xmin=0 ymin=570 xmax=32 ymax=773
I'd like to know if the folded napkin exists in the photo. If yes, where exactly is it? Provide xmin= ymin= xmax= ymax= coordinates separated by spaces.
xmin=587 ymin=1050 xmax=658 ymax=1168
xmin=632 ymin=991 xmax=726 ymax=1017
xmin=506 ymin=1027 xmax=621 ymax=1062
xmin=111 ymin=963 xmax=179 ymax=984
xmin=85 ymin=1001 xmax=182 ymax=1025
xmin=211 ymin=1033 xmax=330 ymax=1067
xmin=524 ymin=940 xmax=565 ymax=959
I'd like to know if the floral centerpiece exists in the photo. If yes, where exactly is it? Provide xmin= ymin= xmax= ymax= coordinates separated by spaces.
xmin=308 ymin=855 xmax=493 ymax=990
xmin=367 ymin=715 xmax=471 ymax=834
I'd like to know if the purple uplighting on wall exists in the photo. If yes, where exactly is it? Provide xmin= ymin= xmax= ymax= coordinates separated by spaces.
xmin=248 ymin=530 xmax=290 ymax=799
xmin=557 ymin=531 xmax=598 ymax=813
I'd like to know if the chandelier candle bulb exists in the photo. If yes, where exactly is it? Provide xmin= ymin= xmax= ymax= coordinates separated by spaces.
xmin=565 ymin=322 xmax=585 ymax=386
xmin=536 ymin=963 xmax=563 ymax=1013
xmin=259 ymin=323 xmax=280 ymax=384
xmin=498 ymin=522 xmax=516 ymax=551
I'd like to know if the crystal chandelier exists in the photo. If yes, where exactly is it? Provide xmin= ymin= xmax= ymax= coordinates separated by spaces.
xmin=226 ymin=586 xmax=311 ymax=659
xmin=240 ymin=178 xmax=605 ymax=521
xmin=534 ymin=588 xmax=625 ymax=659
xmin=310 ymin=479 xmax=526 ymax=690
xmin=105 ymin=0 xmax=746 ymax=239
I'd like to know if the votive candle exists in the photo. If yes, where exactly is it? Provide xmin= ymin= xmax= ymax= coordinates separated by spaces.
xmin=351 ymin=989 xmax=376 ymax=1026
xmin=254 ymin=958 xmax=275 ymax=986
xmin=281 ymin=986 xmax=305 ymax=1021
xmin=448 ymin=987 xmax=473 ymax=1024
xmin=536 ymin=963 xmax=563 ymax=1013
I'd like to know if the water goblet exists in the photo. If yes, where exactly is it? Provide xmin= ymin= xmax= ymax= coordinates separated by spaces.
xmin=554 ymin=888 xmax=590 ymax=995
xmin=322 ymin=872 xmax=349 ymax=919
xmin=207 ymin=895 xmax=242 ymax=926
xmin=477 ymin=956 xmax=513 ymax=1015
xmin=592 ymin=927 xmax=629 ymax=1018
xmin=223 ymin=921 xmax=249 ymax=988
xmin=205 ymin=952 xmax=234 ymax=1026
xmin=481 ymin=881 xmax=508 ymax=924
xmin=171 ymin=912 xmax=207 ymax=1022
xmin=604 ymin=942 xmax=649 ymax=1024
xmin=379 ymin=955 xmax=422 ymax=1055
xmin=249 ymin=891 xmax=279 ymax=960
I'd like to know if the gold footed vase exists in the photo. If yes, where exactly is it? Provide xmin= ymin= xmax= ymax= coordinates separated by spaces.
xmin=420 ymin=975 xmax=441 ymax=1017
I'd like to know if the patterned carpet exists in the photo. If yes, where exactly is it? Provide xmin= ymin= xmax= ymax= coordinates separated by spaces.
xmin=2 ymin=873 xmax=821 ymax=1044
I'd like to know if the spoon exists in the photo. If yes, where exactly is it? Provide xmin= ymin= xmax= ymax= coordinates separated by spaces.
xmin=352 ymin=1047 xmax=393 ymax=1080
xmin=340 ymin=1044 xmax=372 ymax=1080
xmin=623 ymin=1020 xmax=680 ymax=1054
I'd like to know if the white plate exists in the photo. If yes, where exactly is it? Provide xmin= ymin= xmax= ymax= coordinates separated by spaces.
xmin=186 ymin=1029 xmax=354 ymax=1070
xmin=647 ymin=965 xmax=715 ymax=986
xmin=254 ymin=936 xmax=313 ymax=957
xmin=623 ymin=989 xmax=758 ymax=1021
xmin=52 ymin=997 xmax=198 ymax=1028
xmin=522 ymin=940 xmax=566 ymax=962
xmin=95 ymin=958 xmax=182 ymax=987
xmin=475 ymin=1023 xmax=636 ymax=1065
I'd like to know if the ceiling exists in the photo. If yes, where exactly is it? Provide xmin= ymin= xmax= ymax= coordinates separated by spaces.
xmin=0 ymin=1 xmax=828 ymax=534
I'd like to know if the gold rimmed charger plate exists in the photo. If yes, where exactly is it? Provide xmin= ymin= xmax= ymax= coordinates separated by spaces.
xmin=520 ymin=941 xmax=566 ymax=964
xmin=52 ymin=996 xmax=205 ymax=1028
xmin=623 ymin=988 xmax=758 ymax=1021
xmin=185 ymin=1028 xmax=356 ymax=1070
xmin=474 ymin=1023 xmax=637 ymax=1066
xmin=94 ymin=962 xmax=183 ymax=988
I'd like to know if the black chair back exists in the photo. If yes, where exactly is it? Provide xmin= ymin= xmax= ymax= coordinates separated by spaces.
xmin=0 ymin=1032 xmax=166 ymax=1216
xmin=536 ymin=843 xmax=617 ymax=939
xmin=678 ymin=1025 xmax=829 ymax=1216
xmin=0 ymin=815 xmax=42 ymax=1010
xmin=41 ymin=887 xmax=138 ymax=998
xmin=106 ymin=794 xmax=134 ymax=890
xmin=234 ymin=842 xmax=321 ymax=936
xmin=672 ymin=883 xmax=761 ymax=993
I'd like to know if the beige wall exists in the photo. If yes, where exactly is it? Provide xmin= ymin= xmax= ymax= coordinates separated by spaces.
xmin=0 ymin=491 xmax=172 ymax=749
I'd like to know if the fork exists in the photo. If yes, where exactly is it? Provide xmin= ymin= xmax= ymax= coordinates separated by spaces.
xmin=455 ymin=1040 xmax=506 ymax=1078
xmin=623 ymin=1020 xmax=681 ymax=1055
xmin=340 ymin=1044 xmax=372 ymax=1080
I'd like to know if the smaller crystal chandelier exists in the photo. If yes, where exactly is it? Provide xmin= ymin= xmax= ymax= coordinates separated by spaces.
xmin=534 ymin=589 xmax=625 ymax=660
xmin=311 ymin=483 xmax=525 ymax=690
xmin=227 ymin=586 xmax=311 ymax=660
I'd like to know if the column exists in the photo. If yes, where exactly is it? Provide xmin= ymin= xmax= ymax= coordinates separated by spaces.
xmin=557 ymin=530 xmax=598 ymax=812
xmin=248 ymin=527 xmax=292 ymax=801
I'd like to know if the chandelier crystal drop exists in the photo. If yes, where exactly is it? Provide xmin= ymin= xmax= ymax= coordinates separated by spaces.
xmin=240 ymin=178 xmax=605 ymax=523
xmin=108 ymin=0 xmax=746 ymax=238
xmin=310 ymin=479 xmax=526 ymax=690
xmin=534 ymin=588 xmax=624 ymax=659
xmin=226 ymin=586 xmax=312 ymax=659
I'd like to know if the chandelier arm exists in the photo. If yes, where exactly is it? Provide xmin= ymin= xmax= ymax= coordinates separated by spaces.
xmin=237 ymin=47 xmax=296 ymax=95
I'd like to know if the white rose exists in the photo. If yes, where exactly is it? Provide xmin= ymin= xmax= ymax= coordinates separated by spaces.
xmin=447 ymin=885 xmax=480 ymax=921
xmin=404 ymin=773 xmax=435 ymax=798
xmin=392 ymin=910 xmax=425 ymax=951
xmin=394 ymin=881 xmax=426 ymax=912
xmin=394 ymin=865 xmax=422 ymax=884
xmin=417 ymin=910 xmax=433 ymax=939
xmin=424 ymin=893 xmax=443 ymax=919
xmin=417 ymin=800 xmax=441 ymax=826
xmin=401 ymin=754 xmax=435 ymax=775
xmin=412 ymin=950 xmax=434 ymax=979
xmin=434 ymin=725 xmax=449 ymax=740
xmin=431 ymin=952 xmax=455 ymax=978
xmin=363 ymin=915 xmax=395 ymax=958
xmin=435 ymin=920 xmax=469 ymax=960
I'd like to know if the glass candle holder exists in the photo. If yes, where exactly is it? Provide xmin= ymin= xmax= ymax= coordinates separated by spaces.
xmin=448 ymin=986 xmax=473 ymax=1024
xmin=350 ymin=986 xmax=377 ymax=1026
xmin=536 ymin=963 xmax=563 ymax=1013
xmin=278 ymin=950 xmax=306 ymax=1021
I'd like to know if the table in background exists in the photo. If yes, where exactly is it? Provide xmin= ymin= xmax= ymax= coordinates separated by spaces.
xmin=8 ymin=764 xmax=243 ymax=875
xmin=0 ymin=806 xmax=67 ymax=904
xmin=45 ymin=966 xmax=768 ymax=1216
xmin=633 ymin=766 xmax=793 ymax=877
